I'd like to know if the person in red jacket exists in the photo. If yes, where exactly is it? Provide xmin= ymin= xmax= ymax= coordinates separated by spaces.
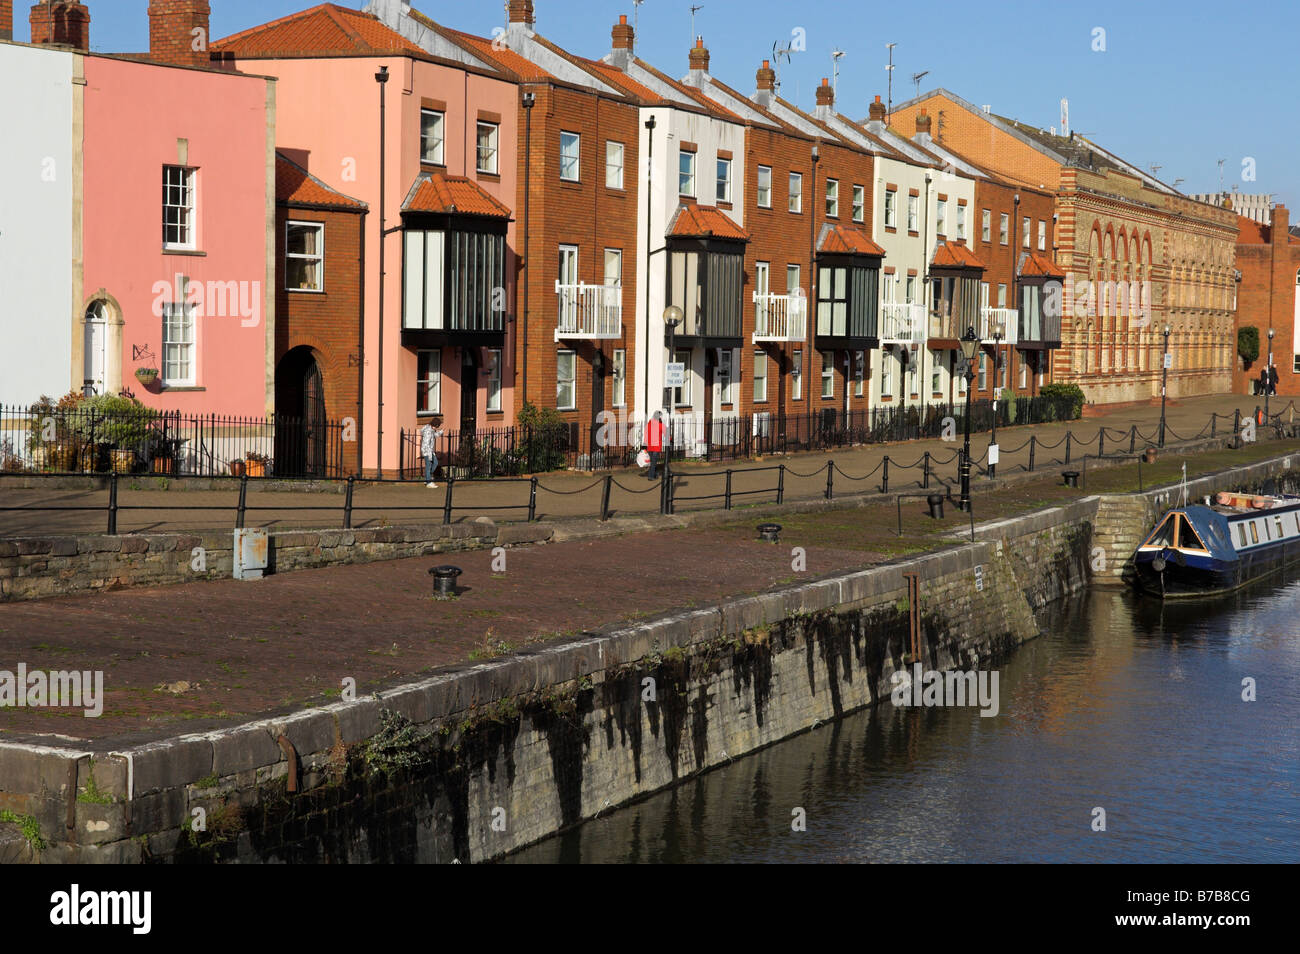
xmin=646 ymin=410 xmax=665 ymax=479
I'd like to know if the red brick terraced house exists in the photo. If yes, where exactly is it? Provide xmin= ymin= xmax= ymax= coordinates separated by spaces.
xmin=1233 ymin=204 xmax=1300 ymax=398
xmin=274 ymin=152 xmax=367 ymax=476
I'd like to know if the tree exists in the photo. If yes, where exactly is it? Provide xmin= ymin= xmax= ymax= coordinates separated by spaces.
xmin=1237 ymin=326 xmax=1260 ymax=366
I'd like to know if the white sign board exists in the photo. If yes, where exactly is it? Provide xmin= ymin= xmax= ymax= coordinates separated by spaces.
xmin=1163 ymin=352 xmax=1173 ymax=370
xmin=974 ymin=565 xmax=984 ymax=592
xmin=988 ymin=444 xmax=1000 ymax=466
xmin=665 ymin=362 xmax=685 ymax=387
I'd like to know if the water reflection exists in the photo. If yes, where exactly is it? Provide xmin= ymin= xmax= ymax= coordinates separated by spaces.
xmin=507 ymin=570 xmax=1300 ymax=863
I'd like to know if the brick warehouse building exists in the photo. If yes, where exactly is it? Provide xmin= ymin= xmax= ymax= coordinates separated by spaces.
xmin=891 ymin=89 xmax=1238 ymax=405
xmin=375 ymin=0 xmax=643 ymax=463
xmin=1233 ymin=203 xmax=1300 ymax=397
xmin=274 ymin=153 xmax=367 ymax=476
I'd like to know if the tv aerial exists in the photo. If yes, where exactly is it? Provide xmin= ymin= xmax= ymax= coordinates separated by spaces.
xmin=911 ymin=70 xmax=930 ymax=99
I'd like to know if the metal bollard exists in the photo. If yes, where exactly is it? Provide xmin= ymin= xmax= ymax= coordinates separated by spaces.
xmin=922 ymin=451 xmax=930 ymax=489
xmin=776 ymin=464 xmax=785 ymax=504
xmin=235 ymin=474 xmax=248 ymax=529
xmin=107 ymin=472 xmax=119 ymax=535
xmin=725 ymin=469 xmax=733 ymax=510
xmin=1129 ymin=425 xmax=1137 ymax=454
xmin=1065 ymin=432 xmax=1072 ymax=465
xmin=1028 ymin=436 xmax=1036 ymax=472
xmin=527 ymin=476 xmax=538 ymax=522
xmin=343 ymin=475 xmax=355 ymax=530
xmin=443 ymin=476 xmax=455 ymax=525
xmin=882 ymin=455 xmax=889 ymax=494
xmin=825 ymin=461 xmax=834 ymax=500
xmin=599 ymin=474 xmax=613 ymax=522
xmin=1098 ymin=429 xmax=1105 ymax=458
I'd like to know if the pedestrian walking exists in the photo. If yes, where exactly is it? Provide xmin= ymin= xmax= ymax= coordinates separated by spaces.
xmin=421 ymin=416 xmax=444 ymax=488
xmin=1269 ymin=364 xmax=1279 ymax=396
xmin=1258 ymin=367 xmax=1269 ymax=396
xmin=646 ymin=411 xmax=665 ymax=480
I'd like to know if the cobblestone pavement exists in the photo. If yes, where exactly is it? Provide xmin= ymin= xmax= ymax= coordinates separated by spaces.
xmin=0 ymin=394 xmax=1283 ymax=537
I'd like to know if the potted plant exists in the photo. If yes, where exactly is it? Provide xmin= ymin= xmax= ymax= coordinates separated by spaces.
xmin=135 ymin=367 xmax=159 ymax=387
xmin=229 ymin=459 xmax=247 ymax=478
xmin=245 ymin=451 xmax=270 ymax=478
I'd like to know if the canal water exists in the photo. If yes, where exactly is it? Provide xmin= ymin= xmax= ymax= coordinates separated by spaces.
xmin=508 ymin=572 xmax=1300 ymax=863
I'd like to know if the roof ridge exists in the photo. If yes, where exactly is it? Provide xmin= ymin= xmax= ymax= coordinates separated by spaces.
xmin=323 ymin=4 xmax=369 ymax=50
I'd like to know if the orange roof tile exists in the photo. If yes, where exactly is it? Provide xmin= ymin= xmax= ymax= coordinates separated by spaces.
xmin=667 ymin=203 xmax=748 ymax=241
xmin=401 ymin=172 xmax=512 ymax=218
xmin=1019 ymin=251 xmax=1065 ymax=278
xmin=817 ymin=223 xmax=885 ymax=257
xmin=438 ymin=26 xmax=553 ymax=81
xmin=276 ymin=153 xmax=366 ymax=210
xmin=931 ymin=241 xmax=987 ymax=270
xmin=1236 ymin=214 xmax=1269 ymax=244
xmin=213 ymin=4 xmax=424 ymax=56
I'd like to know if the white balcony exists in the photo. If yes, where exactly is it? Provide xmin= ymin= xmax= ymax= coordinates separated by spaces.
xmin=980 ymin=306 xmax=1019 ymax=345
xmin=554 ymin=282 xmax=623 ymax=340
xmin=752 ymin=292 xmax=807 ymax=342
xmin=879 ymin=302 xmax=924 ymax=345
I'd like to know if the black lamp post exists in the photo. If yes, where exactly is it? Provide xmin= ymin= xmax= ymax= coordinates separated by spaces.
xmin=989 ymin=324 xmax=1003 ymax=478
xmin=1266 ymin=327 xmax=1275 ymax=426
xmin=959 ymin=325 xmax=979 ymax=511
xmin=663 ymin=305 xmax=683 ymax=415
xmin=1159 ymin=324 xmax=1171 ymax=447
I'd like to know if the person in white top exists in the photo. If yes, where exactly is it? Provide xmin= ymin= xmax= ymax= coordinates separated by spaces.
xmin=420 ymin=416 xmax=444 ymax=488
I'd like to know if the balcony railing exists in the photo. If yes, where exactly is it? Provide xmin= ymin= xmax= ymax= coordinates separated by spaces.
xmin=752 ymin=292 xmax=807 ymax=342
xmin=879 ymin=302 xmax=925 ymax=344
xmin=979 ymin=307 xmax=1019 ymax=345
xmin=554 ymin=282 xmax=623 ymax=340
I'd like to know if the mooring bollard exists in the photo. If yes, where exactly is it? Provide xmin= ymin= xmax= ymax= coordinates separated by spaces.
xmin=1062 ymin=470 xmax=1080 ymax=488
xmin=429 ymin=565 xmax=462 ymax=599
xmin=927 ymin=493 xmax=945 ymax=520
xmin=757 ymin=523 xmax=782 ymax=543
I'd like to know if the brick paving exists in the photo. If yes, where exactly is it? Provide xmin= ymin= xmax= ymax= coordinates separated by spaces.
xmin=0 ymin=393 xmax=1285 ymax=537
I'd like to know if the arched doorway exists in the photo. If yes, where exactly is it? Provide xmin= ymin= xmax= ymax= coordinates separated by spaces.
xmin=275 ymin=346 xmax=327 ymax=477
xmin=84 ymin=301 xmax=109 ymax=395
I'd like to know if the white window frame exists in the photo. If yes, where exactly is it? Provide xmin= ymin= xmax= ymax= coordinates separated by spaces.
xmin=931 ymin=350 xmax=943 ymax=394
xmin=162 ymin=302 xmax=196 ymax=387
xmin=417 ymin=349 xmax=441 ymax=415
xmin=718 ymin=349 xmax=735 ymax=405
xmin=852 ymin=184 xmax=865 ymax=223
xmin=826 ymin=178 xmax=839 ymax=218
xmin=999 ymin=212 xmax=1009 ymax=245
xmin=285 ymin=220 xmax=325 ymax=293
xmin=557 ymin=350 xmax=576 ymax=410
xmin=560 ymin=131 xmax=581 ymax=182
xmin=956 ymin=204 xmax=967 ymax=240
xmin=789 ymin=172 xmax=803 ymax=213
xmin=792 ymin=349 xmax=803 ymax=400
xmin=1038 ymin=219 xmax=1047 ymax=251
xmin=880 ymin=352 xmax=893 ymax=398
xmin=757 ymin=165 xmax=772 ymax=208
xmin=613 ymin=348 xmax=626 ymax=407
xmin=673 ymin=349 xmax=692 ymax=406
xmin=905 ymin=275 xmax=916 ymax=303
xmin=884 ymin=189 xmax=896 ymax=228
xmin=907 ymin=193 xmax=918 ymax=231
xmin=854 ymin=350 xmax=865 ymax=397
xmin=603 ymin=248 xmax=622 ymax=288
xmin=981 ymin=208 xmax=991 ymax=242
xmin=821 ymin=350 xmax=834 ymax=398
xmin=679 ymin=149 xmax=696 ymax=197
xmin=753 ymin=350 xmax=768 ymax=402
xmin=163 ymin=165 xmax=196 ymax=251
xmin=487 ymin=348 xmax=502 ymax=412
xmin=1019 ymin=351 xmax=1028 ymax=388
xmin=477 ymin=121 xmax=499 ymax=175
xmin=936 ymin=198 xmax=947 ymax=235
xmin=605 ymin=140 xmax=624 ymax=189
xmin=1022 ymin=216 xmax=1031 ymax=248
xmin=978 ymin=350 xmax=987 ymax=391
xmin=717 ymin=156 xmax=732 ymax=203
xmin=420 ymin=109 xmax=445 ymax=165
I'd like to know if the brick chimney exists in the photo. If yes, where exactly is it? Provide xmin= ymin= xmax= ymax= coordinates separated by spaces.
xmin=754 ymin=58 xmax=776 ymax=106
xmin=915 ymin=108 xmax=932 ymax=137
xmin=29 ymin=1 xmax=90 ymax=50
xmin=611 ymin=14 xmax=632 ymax=51
xmin=507 ymin=0 xmax=534 ymax=27
xmin=688 ymin=36 xmax=709 ymax=73
xmin=868 ymin=95 xmax=886 ymax=122
xmin=1 ymin=1 xmax=13 ymax=42
xmin=1271 ymin=204 xmax=1289 ymax=240
xmin=813 ymin=77 xmax=834 ymax=122
xmin=148 ymin=0 xmax=211 ymax=67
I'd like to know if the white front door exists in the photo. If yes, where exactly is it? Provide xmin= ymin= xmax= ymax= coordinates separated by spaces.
xmin=84 ymin=303 xmax=107 ymax=395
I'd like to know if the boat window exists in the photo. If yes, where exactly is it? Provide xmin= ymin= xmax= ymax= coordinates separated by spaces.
xmin=1250 ymin=522 xmax=1259 ymax=544
xmin=1263 ymin=519 xmax=1271 ymax=541
xmin=1236 ymin=523 xmax=1248 ymax=548
xmin=1275 ymin=516 xmax=1285 ymax=539
xmin=1145 ymin=515 xmax=1176 ymax=547
xmin=1178 ymin=516 xmax=1208 ymax=551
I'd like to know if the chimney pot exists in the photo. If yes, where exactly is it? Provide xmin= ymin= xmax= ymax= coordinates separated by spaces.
xmin=611 ymin=13 xmax=633 ymax=51
xmin=815 ymin=78 xmax=834 ymax=108
xmin=688 ymin=35 xmax=709 ymax=72
xmin=915 ymin=110 xmax=932 ymax=136
xmin=507 ymin=0 xmax=535 ymax=26
xmin=868 ymin=95 xmax=886 ymax=122
xmin=756 ymin=59 xmax=776 ymax=92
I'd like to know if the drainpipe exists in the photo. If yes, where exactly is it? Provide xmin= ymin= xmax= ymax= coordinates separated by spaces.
xmin=521 ymin=90 xmax=535 ymax=410
xmin=920 ymin=169 xmax=932 ymax=412
xmin=375 ymin=65 xmax=389 ymax=478
xmin=809 ymin=143 xmax=820 ymax=415
xmin=356 ymin=209 xmax=367 ymax=477
xmin=1013 ymin=191 xmax=1021 ymax=395
xmin=643 ymin=115 xmax=656 ymax=421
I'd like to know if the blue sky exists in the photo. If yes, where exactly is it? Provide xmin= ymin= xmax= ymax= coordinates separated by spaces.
xmin=67 ymin=1 xmax=1300 ymax=211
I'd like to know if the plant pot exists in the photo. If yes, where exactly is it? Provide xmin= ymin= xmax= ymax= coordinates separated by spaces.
xmin=111 ymin=449 xmax=135 ymax=474
xmin=134 ymin=370 xmax=159 ymax=387
xmin=151 ymin=456 xmax=174 ymax=475
xmin=245 ymin=459 xmax=266 ymax=478
xmin=50 ymin=442 xmax=77 ymax=472
xmin=229 ymin=460 xmax=247 ymax=478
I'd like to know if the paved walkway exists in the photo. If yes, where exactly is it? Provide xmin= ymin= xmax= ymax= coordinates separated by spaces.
xmin=0 ymin=393 xmax=1286 ymax=537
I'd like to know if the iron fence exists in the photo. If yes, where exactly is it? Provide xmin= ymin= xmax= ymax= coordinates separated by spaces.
xmin=0 ymin=402 xmax=347 ymax=479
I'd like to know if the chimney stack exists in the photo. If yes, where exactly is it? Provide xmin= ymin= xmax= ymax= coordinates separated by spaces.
xmin=507 ymin=0 xmax=534 ymax=27
xmin=868 ymin=95 xmax=886 ymax=122
xmin=1 ymin=1 xmax=13 ymax=42
xmin=915 ymin=108 xmax=932 ymax=136
xmin=756 ymin=59 xmax=776 ymax=92
xmin=815 ymin=77 xmax=834 ymax=107
xmin=688 ymin=36 xmax=709 ymax=73
xmin=148 ymin=0 xmax=210 ymax=67
xmin=29 ymin=1 xmax=90 ymax=51
xmin=611 ymin=14 xmax=633 ymax=51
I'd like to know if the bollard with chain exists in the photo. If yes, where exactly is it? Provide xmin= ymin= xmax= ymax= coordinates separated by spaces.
xmin=527 ymin=476 xmax=538 ymax=522
xmin=1065 ymin=432 xmax=1072 ymax=465
xmin=443 ymin=476 xmax=456 ymax=525
xmin=599 ymin=474 xmax=612 ymax=521
xmin=235 ymin=474 xmax=248 ymax=529
xmin=1028 ymin=436 xmax=1036 ymax=472
xmin=1098 ymin=428 xmax=1105 ymax=458
xmin=825 ymin=461 xmax=834 ymax=500
xmin=725 ymin=469 xmax=733 ymax=510
xmin=776 ymin=464 xmax=785 ymax=504
xmin=343 ymin=475 xmax=355 ymax=530
xmin=1129 ymin=425 xmax=1136 ymax=454
xmin=882 ymin=455 xmax=889 ymax=494
xmin=922 ymin=451 xmax=930 ymax=489
xmin=107 ymin=472 xmax=119 ymax=535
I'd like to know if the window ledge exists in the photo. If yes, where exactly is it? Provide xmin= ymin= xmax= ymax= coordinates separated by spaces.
xmin=884 ymin=226 xmax=897 ymax=234
xmin=162 ymin=248 xmax=205 ymax=257
xmin=477 ymin=170 xmax=501 ymax=181
xmin=287 ymin=288 xmax=326 ymax=295
xmin=162 ymin=385 xmax=204 ymax=392
xmin=421 ymin=160 xmax=448 ymax=170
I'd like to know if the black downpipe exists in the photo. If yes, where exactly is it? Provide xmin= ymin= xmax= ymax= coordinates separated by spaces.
xmin=374 ymin=65 xmax=390 ymax=478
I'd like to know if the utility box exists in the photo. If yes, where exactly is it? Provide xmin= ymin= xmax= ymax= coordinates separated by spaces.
xmin=233 ymin=528 xmax=269 ymax=580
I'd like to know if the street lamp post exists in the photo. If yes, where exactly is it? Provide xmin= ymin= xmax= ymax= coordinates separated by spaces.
xmin=1159 ymin=324 xmax=1171 ymax=448
xmin=662 ymin=305 xmax=683 ymax=470
xmin=1266 ymin=327 xmax=1275 ymax=428
xmin=989 ymin=327 xmax=1002 ymax=479
xmin=959 ymin=325 xmax=980 ymax=511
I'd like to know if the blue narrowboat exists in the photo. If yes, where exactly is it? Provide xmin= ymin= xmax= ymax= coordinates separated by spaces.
xmin=1130 ymin=493 xmax=1300 ymax=598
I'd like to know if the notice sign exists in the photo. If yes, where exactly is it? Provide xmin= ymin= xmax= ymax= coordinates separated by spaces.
xmin=988 ymin=444 xmax=1000 ymax=466
xmin=665 ymin=362 xmax=685 ymax=387
xmin=1163 ymin=352 xmax=1173 ymax=370
xmin=974 ymin=565 xmax=984 ymax=592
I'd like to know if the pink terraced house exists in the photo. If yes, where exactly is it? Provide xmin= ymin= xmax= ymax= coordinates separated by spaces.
xmin=213 ymin=3 xmax=521 ymax=477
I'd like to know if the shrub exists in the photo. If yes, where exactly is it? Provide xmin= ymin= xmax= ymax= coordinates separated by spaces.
xmin=1039 ymin=383 xmax=1086 ymax=419
xmin=516 ymin=400 xmax=569 ymax=472
xmin=1237 ymin=326 xmax=1260 ymax=365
